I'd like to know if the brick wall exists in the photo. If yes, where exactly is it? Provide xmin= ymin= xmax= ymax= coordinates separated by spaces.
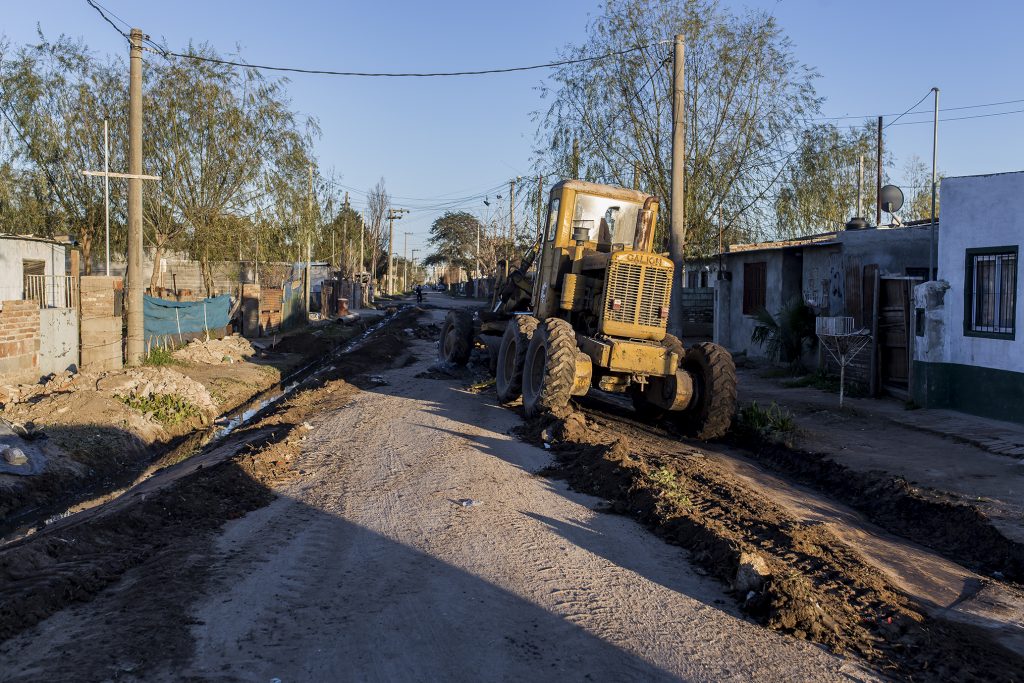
xmin=0 ymin=300 xmax=41 ymax=378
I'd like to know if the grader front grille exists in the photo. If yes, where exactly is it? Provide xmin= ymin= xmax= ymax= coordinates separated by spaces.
xmin=603 ymin=260 xmax=671 ymax=339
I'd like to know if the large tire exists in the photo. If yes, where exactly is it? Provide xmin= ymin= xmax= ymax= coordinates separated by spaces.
xmin=522 ymin=318 xmax=577 ymax=417
xmin=438 ymin=309 xmax=474 ymax=366
xmin=495 ymin=315 xmax=538 ymax=403
xmin=678 ymin=342 xmax=737 ymax=440
xmin=630 ymin=333 xmax=685 ymax=421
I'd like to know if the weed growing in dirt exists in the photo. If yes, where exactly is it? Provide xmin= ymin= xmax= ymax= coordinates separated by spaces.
xmin=144 ymin=347 xmax=180 ymax=366
xmin=467 ymin=378 xmax=496 ymax=392
xmin=647 ymin=467 xmax=692 ymax=508
xmin=735 ymin=401 xmax=798 ymax=446
xmin=118 ymin=393 xmax=200 ymax=425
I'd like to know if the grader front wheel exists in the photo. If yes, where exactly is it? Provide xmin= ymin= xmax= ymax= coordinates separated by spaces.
xmin=438 ymin=310 xmax=474 ymax=366
xmin=522 ymin=318 xmax=577 ymax=418
xmin=679 ymin=342 xmax=737 ymax=440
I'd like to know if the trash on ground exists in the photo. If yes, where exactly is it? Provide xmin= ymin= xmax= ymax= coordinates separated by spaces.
xmin=454 ymin=498 xmax=483 ymax=508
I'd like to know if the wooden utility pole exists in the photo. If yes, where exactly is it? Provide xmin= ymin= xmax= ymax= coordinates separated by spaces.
xmin=126 ymin=28 xmax=145 ymax=365
xmin=305 ymin=163 xmax=313 ymax=315
xmin=535 ymin=174 xmax=544 ymax=241
xmin=876 ymin=115 xmax=883 ymax=226
xmin=668 ymin=33 xmax=687 ymax=338
xmin=633 ymin=161 xmax=640 ymax=191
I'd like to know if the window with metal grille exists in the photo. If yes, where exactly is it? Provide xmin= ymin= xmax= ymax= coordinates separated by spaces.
xmin=742 ymin=261 xmax=767 ymax=315
xmin=965 ymin=247 xmax=1018 ymax=339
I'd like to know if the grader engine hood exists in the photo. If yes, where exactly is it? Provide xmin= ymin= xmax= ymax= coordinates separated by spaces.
xmin=600 ymin=251 xmax=673 ymax=342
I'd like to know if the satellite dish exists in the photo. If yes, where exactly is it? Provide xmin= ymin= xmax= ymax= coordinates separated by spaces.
xmin=879 ymin=185 xmax=904 ymax=214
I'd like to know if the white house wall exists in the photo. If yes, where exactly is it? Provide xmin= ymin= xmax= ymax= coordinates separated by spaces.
xmin=0 ymin=238 xmax=67 ymax=304
xmin=911 ymin=171 xmax=1024 ymax=424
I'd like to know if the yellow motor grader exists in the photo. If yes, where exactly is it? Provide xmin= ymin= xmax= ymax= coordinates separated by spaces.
xmin=438 ymin=179 xmax=736 ymax=439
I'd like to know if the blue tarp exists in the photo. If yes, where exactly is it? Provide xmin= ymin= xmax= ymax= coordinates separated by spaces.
xmin=144 ymin=294 xmax=231 ymax=344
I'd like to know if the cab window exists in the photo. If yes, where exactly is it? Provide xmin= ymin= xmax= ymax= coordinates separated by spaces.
xmin=572 ymin=193 xmax=641 ymax=246
xmin=545 ymin=197 xmax=560 ymax=242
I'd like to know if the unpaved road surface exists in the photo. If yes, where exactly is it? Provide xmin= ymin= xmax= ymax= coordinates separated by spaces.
xmin=0 ymin=297 xmax=870 ymax=682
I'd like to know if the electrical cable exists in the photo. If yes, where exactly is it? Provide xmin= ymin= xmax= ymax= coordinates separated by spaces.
xmin=883 ymin=90 xmax=935 ymax=129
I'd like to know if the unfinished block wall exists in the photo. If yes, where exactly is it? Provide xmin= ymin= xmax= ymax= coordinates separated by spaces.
xmin=0 ymin=300 xmax=41 ymax=378
xmin=80 ymin=276 xmax=123 ymax=372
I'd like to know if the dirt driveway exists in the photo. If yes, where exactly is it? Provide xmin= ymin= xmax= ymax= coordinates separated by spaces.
xmin=0 ymin=295 xmax=868 ymax=682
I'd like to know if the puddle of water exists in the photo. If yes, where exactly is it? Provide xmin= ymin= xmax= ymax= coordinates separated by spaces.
xmin=2 ymin=310 xmax=400 ymax=546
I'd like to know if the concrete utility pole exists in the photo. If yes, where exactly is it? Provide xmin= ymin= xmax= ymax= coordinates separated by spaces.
xmin=342 ymin=191 xmax=349 ymax=276
xmin=930 ymin=87 xmax=940 ymax=281
xmin=305 ymin=163 xmax=313 ymax=315
xmin=535 ymin=174 xmax=544 ymax=242
xmin=411 ymin=249 xmax=419 ymax=288
xmin=386 ymin=208 xmax=408 ymax=294
xmin=403 ymin=231 xmax=412 ymax=292
xmin=571 ymin=137 xmax=580 ymax=178
xmin=508 ymin=178 xmax=516 ymax=260
xmin=126 ymin=28 xmax=145 ymax=365
xmin=359 ymin=210 xmax=365 ymax=276
xmin=876 ymin=115 xmax=883 ymax=227
xmin=668 ymin=33 xmax=687 ymax=338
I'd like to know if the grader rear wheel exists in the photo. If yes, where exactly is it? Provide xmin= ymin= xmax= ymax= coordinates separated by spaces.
xmin=678 ymin=342 xmax=736 ymax=440
xmin=438 ymin=310 xmax=474 ymax=366
xmin=522 ymin=318 xmax=577 ymax=418
xmin=496 ymin=315 xmax=538 ymax=403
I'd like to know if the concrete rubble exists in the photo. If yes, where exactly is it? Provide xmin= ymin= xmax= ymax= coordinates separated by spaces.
xmin=172 ymin=334 xmax=256 ymax=365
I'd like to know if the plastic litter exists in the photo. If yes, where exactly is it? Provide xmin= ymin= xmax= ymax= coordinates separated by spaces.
xmin=3 ymin=446 xmax=28 ymax=466
xmin=543 ymin=443 xmax=551 ymax=450
xmin=302 ymin=422 xmax=314 ymax=430
xmin=455 ymin=498 xmax=483 ymax=508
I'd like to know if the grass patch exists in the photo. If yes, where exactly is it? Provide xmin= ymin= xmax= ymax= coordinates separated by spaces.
xmin=735 ymin=401 xmax=798 ymax=446
xmin=118 ymin=393 xmax=200 ymax=426
xmin=783 ymin=370 xmax=868 ymax=398
xmin=646 ymin=466 xmax=692 ymax=508
xmin=144 ymin=347 xmax=179 ymax=366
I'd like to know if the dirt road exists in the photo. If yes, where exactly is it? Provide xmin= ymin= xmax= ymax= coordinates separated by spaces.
xmin=0 ymin=296 xmax=869 ymax=681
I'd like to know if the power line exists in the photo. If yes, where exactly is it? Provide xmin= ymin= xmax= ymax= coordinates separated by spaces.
xmin=890 ymin=107 xmax=1024 ymax=126
xmin=85 ymin=0 xmax=130 ymax=42
xmin=883 ymin=89 xmax=935 ymax=129
xmin=810 ymin=96 xmax=1024 ymax=122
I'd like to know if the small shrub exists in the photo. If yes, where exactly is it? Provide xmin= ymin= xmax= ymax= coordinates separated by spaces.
xmin=118 ymin=393 xmax=200 ymax=426
xmin=144 ymin=347 xmax=179 ymax=366
xmin=735 ymin=401 xmax=798 ymax=446
xmin=750 ymin=296 xmax=817 ymax=369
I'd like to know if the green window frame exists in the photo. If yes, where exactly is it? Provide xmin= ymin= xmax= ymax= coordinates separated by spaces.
xmin=964 ymin=246 xmax=1018 ymax=340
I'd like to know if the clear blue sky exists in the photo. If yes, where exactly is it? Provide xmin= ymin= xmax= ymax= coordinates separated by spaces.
xmin=5 ymin=0 xmax=1023 ymax=252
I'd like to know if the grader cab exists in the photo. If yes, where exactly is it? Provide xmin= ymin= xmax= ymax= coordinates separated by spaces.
xmin=438 ymin=179 xmax=736 ymax=439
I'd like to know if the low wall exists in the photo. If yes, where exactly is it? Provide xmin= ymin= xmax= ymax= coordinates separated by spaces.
xmin=0 ymin=300 xmax=41 ymax=379
xmin=38 ymin=308 xmax=79 ymax=375
xmin=80 ymin=276 xmax=123 ymax=372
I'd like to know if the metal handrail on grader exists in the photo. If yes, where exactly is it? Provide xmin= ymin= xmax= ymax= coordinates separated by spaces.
xmin=438 ymin=179 xmax=736 ymax=439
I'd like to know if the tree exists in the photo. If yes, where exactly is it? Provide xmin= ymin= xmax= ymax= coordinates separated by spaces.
xmin=773 ymin=122 xmax=883 ymax=234
xmin=366 ymin=178 xmax=390 ymax=284
xmin=535 ymin=0 xmax=821 ymax=254
xmin=143 ymin=45 xmax=318 ymax=293
xmin=902 ymin=154 xmax=942 ymax=222
xmin=424 ymin=211 xmax=482 ymax=275
xmin=0 ymin=33 xmax=127 ymax=272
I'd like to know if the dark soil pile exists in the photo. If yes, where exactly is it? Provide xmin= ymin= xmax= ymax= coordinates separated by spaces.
xmin=736 ymin=438 xmax=1024 ymax=583
xmin=525 ymin=407 xmax=1024 ymax=682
